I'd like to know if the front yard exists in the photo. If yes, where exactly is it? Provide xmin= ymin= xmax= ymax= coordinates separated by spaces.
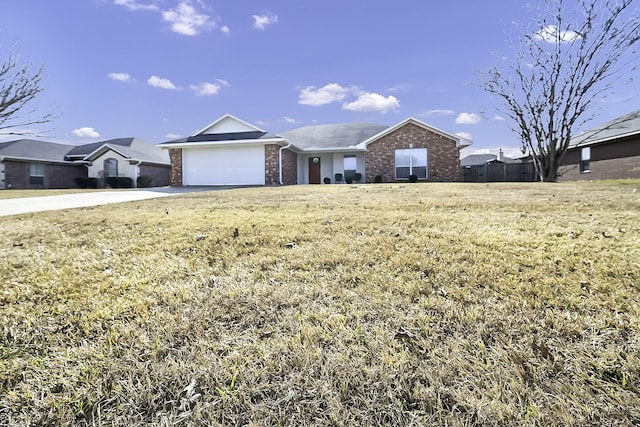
xmin=1 ymin=181 xmax=639 ymax=425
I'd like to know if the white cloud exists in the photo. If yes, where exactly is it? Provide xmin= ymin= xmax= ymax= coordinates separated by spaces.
xmin=108 ymin=72 xmax=132 ymax=82
xmin=72 ymin=127 xmax=100 ymax=138
xmin=281 ymin=116 xmax=299 ymax=124
xmin=456 ymin=112 xmax=481 ymax=125
xmin=252 ymin=13 xmax=278 ymax=30
xmin=113 ymin=0 xmax=158 ymax=12
xmin=342 ymin=93 xmax=400 ymax=113
xmin=148 ymin=75 xmax=178 ymax=90
xmin=220 ymin=25 xmax=230 ymax=35
xmin=423 ymin=109 xmax=455 ymax=117
xmin=492 ymin=115 xmax=506 ymax=121
xmin=162 ymin=1 xmax=213 ymax=36
xmin=216 ymin=78 xmax=230 ymax=87
xmin=299 ymin=83 xmax=353 ymax=106
xmin=190 ymin=82 xmax=221 ymax=96
xmin=534 ymin=25 xmax=582 ymax=43
xmin=165 ymin=133 xmax=181 ymax=139
xmin=455 ymin=132 xmax=473 ymax=140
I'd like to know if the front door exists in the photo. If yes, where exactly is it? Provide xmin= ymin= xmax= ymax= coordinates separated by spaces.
xmin=308 ymin=157 xmax=321 ymax=184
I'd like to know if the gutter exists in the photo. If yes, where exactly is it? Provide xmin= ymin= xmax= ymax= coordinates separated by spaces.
xmin=279 ymin=142 xmax=292 ymax=185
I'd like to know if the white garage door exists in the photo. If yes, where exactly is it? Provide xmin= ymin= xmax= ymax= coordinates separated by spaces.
xmin=182 ymin=145 xmax=265 ymax=186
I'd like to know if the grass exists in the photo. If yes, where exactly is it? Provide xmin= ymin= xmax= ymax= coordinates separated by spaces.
xmin=1 ymin=181 xmax=639 ymax=426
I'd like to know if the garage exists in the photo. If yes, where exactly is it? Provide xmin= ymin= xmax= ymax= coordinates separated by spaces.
xmin=182 ymin=145 xmax=265 ymax=186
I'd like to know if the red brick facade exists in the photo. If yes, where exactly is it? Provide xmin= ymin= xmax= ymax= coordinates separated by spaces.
xmin=139 ymin=164 xmax=170 ymax=187
xmin=558 ymin=137 xmax=640 ymax=181
xmin=169 ymin=148 xmax=183 ymax=186
xmin=365 ymin=123 xmax=461 ymax=182
xmin=2 ymin=160 xmax=87 ymax=189
xmin=265 ymin=144 xmax=297 ymax=185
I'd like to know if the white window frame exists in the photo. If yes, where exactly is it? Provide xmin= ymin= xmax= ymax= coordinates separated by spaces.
xmin=29 ymin=163 xmax=45 ymax=187
xmin=395 ymin=148 xmax=428 ymax=180
xmin=580 ymin=147 xmax=591 ymax=173
xmin=343 ymin=155 xmax=357 ymax=181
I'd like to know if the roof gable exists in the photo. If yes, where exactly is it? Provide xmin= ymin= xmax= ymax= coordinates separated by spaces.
xmin=358 ymin=117 xmax=471 ymax=149
xmin=197 ymin=114 xmax=264 ymax=135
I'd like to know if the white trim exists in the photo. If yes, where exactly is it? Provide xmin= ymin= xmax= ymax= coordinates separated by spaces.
xmin=83 ymin=144 xmax=130 ymax=161
xmin=195 ymin=114 xmax=266 ymax=135
xmin=159 ymin=138 xmax=286 ymax=149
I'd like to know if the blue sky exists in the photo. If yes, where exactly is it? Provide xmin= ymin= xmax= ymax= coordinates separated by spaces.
xmin=1 ymin=0 xmax=639 ymax=157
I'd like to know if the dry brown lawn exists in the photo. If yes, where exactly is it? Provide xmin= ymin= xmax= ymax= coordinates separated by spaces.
xmin=1 ymin=181 xmax=639 ymax=426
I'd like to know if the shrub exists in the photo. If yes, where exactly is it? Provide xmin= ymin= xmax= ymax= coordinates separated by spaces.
xmin=345 ymin=176 xmax=353 ymax=184
xmin=323 ymin=177 xmax=331 ymax=185
xmin=74 ymin=177 xmax=89 ymax=189
xmin=374 ymin=175 xmax=383 ymax=183
xmin=409 ymin=174 xmax=418 ymax=183
xmin=137 ymin=176 xmax=153 ymax=188
xmin=105 ymin=177 xmax=134 ymax=188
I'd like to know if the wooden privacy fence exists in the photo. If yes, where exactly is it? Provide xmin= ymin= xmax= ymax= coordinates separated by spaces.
xmin=462 ymin=162 xmax=539 ymax=182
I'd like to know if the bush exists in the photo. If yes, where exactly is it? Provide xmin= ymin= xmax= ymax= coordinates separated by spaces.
xmin=106 ymin=177 xmax=134 ymax=188
xmin=374 ymin=175 xmax=383 ymax=183
xmin=323 ymin=177 xmax=331 ymax=185
xmin=409 ymin=174 xmax=418 ymax=183
xmin=345 ymin=176 xmax=353 ymax=184
xmin=74 ymin=177 xmax=89 ymax=189
xmin=137 ymin=176 xmax=153 ymax=188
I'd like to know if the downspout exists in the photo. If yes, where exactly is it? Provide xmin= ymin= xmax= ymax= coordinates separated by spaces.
xmin=278 ymin=143 xmax=292 ymax=185
xmin=133 ymin=160 xmax=142 ymax=188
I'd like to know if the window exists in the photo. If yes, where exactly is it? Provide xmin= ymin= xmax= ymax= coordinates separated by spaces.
xmin=343 ymin=155 xmax=357 ymax=181
xmin=395 ymin=148 xmax=427 ymax=180
xmin=29 ymin=163 xmax=45 ymax=187
xmin=104 ymin=158 xmax=118 ymax=177
xmin=580 ymin=147 xmax=591 ymax=173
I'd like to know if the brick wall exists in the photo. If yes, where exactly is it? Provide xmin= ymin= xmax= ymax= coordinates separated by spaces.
xmin=169 ymin=148 xmax=183 ymax=186
xmin=282 ymin=148 xmax=297 ymax=185
xmin=558 ymin=138 xmax=640 ymax=181
xmin=264 ymin=145 xmax=298 ymax=185
xmin=365 ymin=122 xmax=461 ymax=182
xmin=264 ymin=144 xmax=280 ymax=185
xmin=2 ymin=160 xmax=87 ymax=189
xmin=139 ymin=164 xmax=170 ymax=187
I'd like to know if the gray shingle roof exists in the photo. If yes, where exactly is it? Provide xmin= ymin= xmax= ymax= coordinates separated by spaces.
xmin=571 ymin=110 xmax=640 ymax=147
xmin=460 ymin=154 xmax=519 ymax=166
xmin=0 ymin=139 xmax=76 ymax=162
xmin=280 ymin=123 xmax=388 ymax=150
xmin=158 ymin=131 xmax=281 ymax=145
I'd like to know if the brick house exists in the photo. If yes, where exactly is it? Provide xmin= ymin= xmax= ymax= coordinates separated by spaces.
xmin=160 ymin=115 xmax=470 ymax=186
xmin=558 ymin=110 xmax=640 ymax=181
xmin=0 ymin=138 xmax=170 ymax=190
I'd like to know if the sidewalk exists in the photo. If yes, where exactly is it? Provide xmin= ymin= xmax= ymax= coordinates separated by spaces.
xmin=0 ymin=187 xmax=221 ymax=217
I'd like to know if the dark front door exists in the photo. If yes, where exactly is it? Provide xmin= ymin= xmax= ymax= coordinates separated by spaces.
xmin=309 ymin=157 xmax=321 ymax=184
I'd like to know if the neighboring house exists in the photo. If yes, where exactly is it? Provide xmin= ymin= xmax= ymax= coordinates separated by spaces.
xmin=65 ymin=138 xmax=171 ymax=187
xmin=460 ymin=150 xmax=519 ymax=167
xmin=558 ymin=110 xmax=640 ymax=181
xmin=0 ymin=139 xmax=87 ymax=189
xmin=0 ymin=137 xmax=170 ymax=189
xmin=159 ymin=114 xmax=470 ymax=186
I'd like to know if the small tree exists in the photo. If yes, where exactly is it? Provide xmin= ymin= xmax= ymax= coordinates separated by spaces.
xmin=0 ymin=52 xmax=54 ymax=135
xmin=479 ymin=0 xmax=640 ymax=182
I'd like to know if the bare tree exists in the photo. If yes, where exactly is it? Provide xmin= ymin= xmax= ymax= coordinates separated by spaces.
xmin=479 ymin=0 xmax=640 ymax=182
xmin=0 ymin=52 xmax=55 ymax=135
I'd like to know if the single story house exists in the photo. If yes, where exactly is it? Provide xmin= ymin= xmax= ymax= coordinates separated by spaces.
xmin=158 ymin=114 xmax=471 ymax=186
xmin=0 ymin=137 xmax=170 ymax=189
xmin=558 ymin=110 xmax=640 ymax=181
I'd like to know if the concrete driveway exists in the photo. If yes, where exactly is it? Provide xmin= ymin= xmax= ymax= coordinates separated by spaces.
xmin=0 ymin=187 xmax=224 ymax=217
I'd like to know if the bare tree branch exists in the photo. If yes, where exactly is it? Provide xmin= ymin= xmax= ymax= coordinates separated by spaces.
xmin=0 ymin=52 xmax=56 ymax=136
xmin=478 ymin=0 xmax=640 ymax=181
